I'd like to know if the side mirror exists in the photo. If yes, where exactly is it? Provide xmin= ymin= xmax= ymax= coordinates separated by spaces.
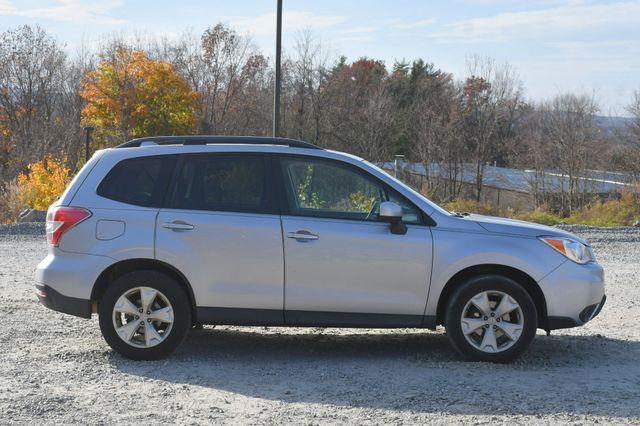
xmin=379 ymin=201 xmax=407 ymax=235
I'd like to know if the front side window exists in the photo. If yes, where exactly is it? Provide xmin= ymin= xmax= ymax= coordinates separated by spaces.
xmin=279 ymin=156 xmax=422 ymax=223
xmin=97 ymin=155 xmax=176 ymax=207
xmin=169 ymin=154 xmax=272 ymax=213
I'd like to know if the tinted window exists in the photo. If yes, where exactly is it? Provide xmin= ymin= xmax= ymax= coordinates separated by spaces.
xmin=169 ymin=154 xmax=272 ymax=213
xmin=97 ymin=155 xmax=176 ymax=207
xmin=279 ymin=157 xmax=422 ymax=223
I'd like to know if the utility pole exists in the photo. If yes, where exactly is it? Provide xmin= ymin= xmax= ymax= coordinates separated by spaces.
xmin=394 ymin=155 xmax=405 ymax=179
xmin=273 ymin=0 xmax=283 ymax=137
xmin=83 ymin=126 xmax=94 ymax=162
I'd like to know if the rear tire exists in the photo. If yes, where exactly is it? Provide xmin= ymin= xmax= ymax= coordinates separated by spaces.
xmin=98 ymin=270 xmax=191 ymax=360
xmin=445 ymin=274 xmax=537 ymax=363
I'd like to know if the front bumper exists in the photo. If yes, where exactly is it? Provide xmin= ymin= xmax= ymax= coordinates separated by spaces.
xmin=35 ymin=284 xmax=92 ymax=318
xmin=547 ymin=295 xmax=606 ymax=329
xmin=540 ymin=260 xmax=606 ymax=330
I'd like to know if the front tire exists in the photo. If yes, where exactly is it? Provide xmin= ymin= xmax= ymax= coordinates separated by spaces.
xmin=99 ymin=271 xmax=192 ymax=360
xmin=445 ymin=275 xmax=537 ymax=363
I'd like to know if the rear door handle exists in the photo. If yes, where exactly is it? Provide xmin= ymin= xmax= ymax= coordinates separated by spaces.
xmin=286 ymin=230 xmax=319 ymax=241
xmin=162 ymin=221 xmax=194 ymax=231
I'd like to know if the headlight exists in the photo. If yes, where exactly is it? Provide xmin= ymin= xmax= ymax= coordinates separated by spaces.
xmin=539 ymin=237 xmax=595 ymax=264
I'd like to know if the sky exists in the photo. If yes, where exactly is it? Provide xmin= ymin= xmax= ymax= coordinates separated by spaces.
xmin=1 ymin=0 xmax=638 ymax=115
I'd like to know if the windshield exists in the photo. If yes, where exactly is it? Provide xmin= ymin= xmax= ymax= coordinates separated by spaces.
xmin=363 ymin=160 xmax=451 ymax=216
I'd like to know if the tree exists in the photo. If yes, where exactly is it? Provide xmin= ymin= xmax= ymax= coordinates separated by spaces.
xmin=462 ymin=56 xmax=524 ymax=201
xmin=0 ymin=25 xmax=68 ymax=181
xmin=80 ymin=46 xmax=198 ymax=146
xmin=324 ymin=58 xmax=394 ymax=160
xmin=18 ymin=155 xmax=71 ymax=210
xmin=397 ymin=61 xmax=462 ymax=198
xmin=284 ymin=31 xmax=330 ymax=144
xmin=623 ymin=90 xmax=640 ymax=180
xmin=539 ymin=93 xmax=602 ymax=214
xmin=168 ymin=24 xmax=270 ymax=135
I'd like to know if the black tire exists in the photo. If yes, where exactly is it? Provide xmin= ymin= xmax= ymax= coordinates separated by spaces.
xmin=99 ymin=270 xmax=192 ymax=360
xmin=445 ymin=274 xmax=537 ymax=363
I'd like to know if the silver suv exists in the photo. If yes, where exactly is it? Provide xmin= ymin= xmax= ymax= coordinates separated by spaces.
xmin=35 ymin=136 xmax=606 ymax=362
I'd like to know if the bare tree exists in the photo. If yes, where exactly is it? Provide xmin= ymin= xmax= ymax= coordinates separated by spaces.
xmin=0 ymin=25 xmax=68 ymax=180
xmin=463 ymin=56 xmax=524 ymax=201
xmin=405 ymin=64 xmax=464 ymax=198
xmin=622 ymin=90 xmax=640 ymax=181
xmin=539 ymin=93 xmax=601 ymax=214
xmin=198 ymin=24 xmax=263 ymax=134
xmin=283 ymin=31 xmax=330 ymax=144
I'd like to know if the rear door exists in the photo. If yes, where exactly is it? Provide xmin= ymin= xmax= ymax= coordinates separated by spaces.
xmin=155 ymin=152 xmax=284 ymax=324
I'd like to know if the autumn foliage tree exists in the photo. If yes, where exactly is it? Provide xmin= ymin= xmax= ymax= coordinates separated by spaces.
xmin=18 ymin=156 xmax=71 ymax=210
xmin=81 ymin=47 xmax=198 ymax=146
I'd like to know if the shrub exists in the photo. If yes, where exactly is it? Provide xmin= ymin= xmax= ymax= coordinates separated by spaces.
xmin=0 ymin=180 xmax=23 ymax=224
xmin=442 ymin=199 xmax=507 ymax=217
xmin=565 ymin=193 xmax=640 ymax=226
xmin=513 ymin=210 xmax=561 ymax=226
xmin=17 ymin=156 xmax=71 ymax=211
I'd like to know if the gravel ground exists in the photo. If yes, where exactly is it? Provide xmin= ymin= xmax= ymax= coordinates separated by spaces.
xmin=0 ymin=225 xmax=639 ymax=424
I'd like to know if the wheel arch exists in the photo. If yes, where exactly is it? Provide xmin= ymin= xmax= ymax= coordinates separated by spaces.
xmin=435 ymin=264 xmax=548 ymax=329
xmin=91 ymin=258 xmax=197 ymax=322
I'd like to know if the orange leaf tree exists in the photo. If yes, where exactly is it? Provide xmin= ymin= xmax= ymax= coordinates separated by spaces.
xmin=18 ymin=155 xmax=71 ymax=210
xmin=81 ymin=48 xmax=198 ymax=146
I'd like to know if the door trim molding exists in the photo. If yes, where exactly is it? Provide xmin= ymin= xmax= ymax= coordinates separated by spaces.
xmin=196 ymin=307 xmax=436 ymax=329
xmin=197 ymin=307 xmax=284 ymax=326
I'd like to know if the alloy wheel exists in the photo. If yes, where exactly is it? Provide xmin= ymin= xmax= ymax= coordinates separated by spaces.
xmin=112 ymin=286 xmax=174 ymax=348
xmin=460 ymin=290 xmax=524 ymax=353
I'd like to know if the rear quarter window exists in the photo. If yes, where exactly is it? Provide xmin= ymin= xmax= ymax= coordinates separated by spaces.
xmin=97 ymin=155 xmax=176 ymax=207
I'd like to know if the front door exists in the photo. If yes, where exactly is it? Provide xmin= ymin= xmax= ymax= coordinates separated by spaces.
xmin=277 ymin=155 xmax=433 ymax=326
xmin=155 ymin=152 xmax=284 ymax=324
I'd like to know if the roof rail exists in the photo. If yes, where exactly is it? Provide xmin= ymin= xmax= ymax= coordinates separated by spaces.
xmin=116 ymin=135 xmax=321 ymax=150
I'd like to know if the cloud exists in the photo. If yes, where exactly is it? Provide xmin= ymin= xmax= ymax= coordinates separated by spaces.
xmin=338 ymin=26 xmax=378 ymax=35
xmin=390 ymin=18 xmax=436 ymax=30
xmin=225 ymin=11 xmax=348 ymax=36
xmin=431 ymin=1 xmax=640 ymax=42
xmin=0 ymin=0 xmax=126 ymax=25
xmin=337 ymin=35 xmax=375 ymax=43
xmin=554 ymin=39 xmax=640 ymax=51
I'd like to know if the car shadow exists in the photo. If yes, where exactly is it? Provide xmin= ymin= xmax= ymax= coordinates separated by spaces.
xmin=110 ymin=327 xmax=640 ymax=417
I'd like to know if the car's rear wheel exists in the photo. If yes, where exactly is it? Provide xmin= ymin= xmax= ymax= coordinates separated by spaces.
xmin=98 ymin=271 xmax=191 ymax=360
xmin=445 ymin=275 xmax=537 ymax=363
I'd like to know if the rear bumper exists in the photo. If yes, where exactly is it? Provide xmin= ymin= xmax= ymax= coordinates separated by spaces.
xmin=35 ymin=251 xmax=114 ymax=300
xmin=35 ymin=284 xmax=92 ymax=318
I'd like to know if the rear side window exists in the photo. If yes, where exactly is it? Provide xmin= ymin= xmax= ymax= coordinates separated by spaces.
xmin=168 ymin=154 xmax=274 ymax=214
xmin=97 ymin=155 xmax=176 ymax=207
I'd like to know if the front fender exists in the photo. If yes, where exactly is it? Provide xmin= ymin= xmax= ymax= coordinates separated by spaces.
xmin=424 ymin=229 xmax=565 ymax=316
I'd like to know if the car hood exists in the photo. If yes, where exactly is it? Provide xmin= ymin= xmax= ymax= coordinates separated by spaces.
xmin=467 ymin=214 xmax=589 ymax=245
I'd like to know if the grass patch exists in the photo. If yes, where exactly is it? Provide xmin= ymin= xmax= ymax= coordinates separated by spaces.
xmin=512 ymin=211 xmax=562 ymax=226
xmin=564 ymin=193 xmax=640 ymax=226
xmin=441 ymin=193 xmax=639 ymax=227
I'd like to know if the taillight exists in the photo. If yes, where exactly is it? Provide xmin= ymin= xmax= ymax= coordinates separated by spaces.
xmin=46 ymin=206 xmax=92 ymax=246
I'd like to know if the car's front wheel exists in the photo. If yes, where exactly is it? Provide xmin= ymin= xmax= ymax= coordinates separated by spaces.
xmin=98 ymin=271 xmax=192 ymax=360
xmin=445 ymin=275 xmax=537 ymax=363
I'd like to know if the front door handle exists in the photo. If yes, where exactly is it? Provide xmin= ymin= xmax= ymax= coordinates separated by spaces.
xmin=162 ymin=221 xmax=194 ymax=231
xmin=286 ymin=230 xmax=319 ymax=241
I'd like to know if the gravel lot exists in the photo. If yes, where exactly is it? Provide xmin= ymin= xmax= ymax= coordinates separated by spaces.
xmin=1 ymin=225 xmax=639 ymax=424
